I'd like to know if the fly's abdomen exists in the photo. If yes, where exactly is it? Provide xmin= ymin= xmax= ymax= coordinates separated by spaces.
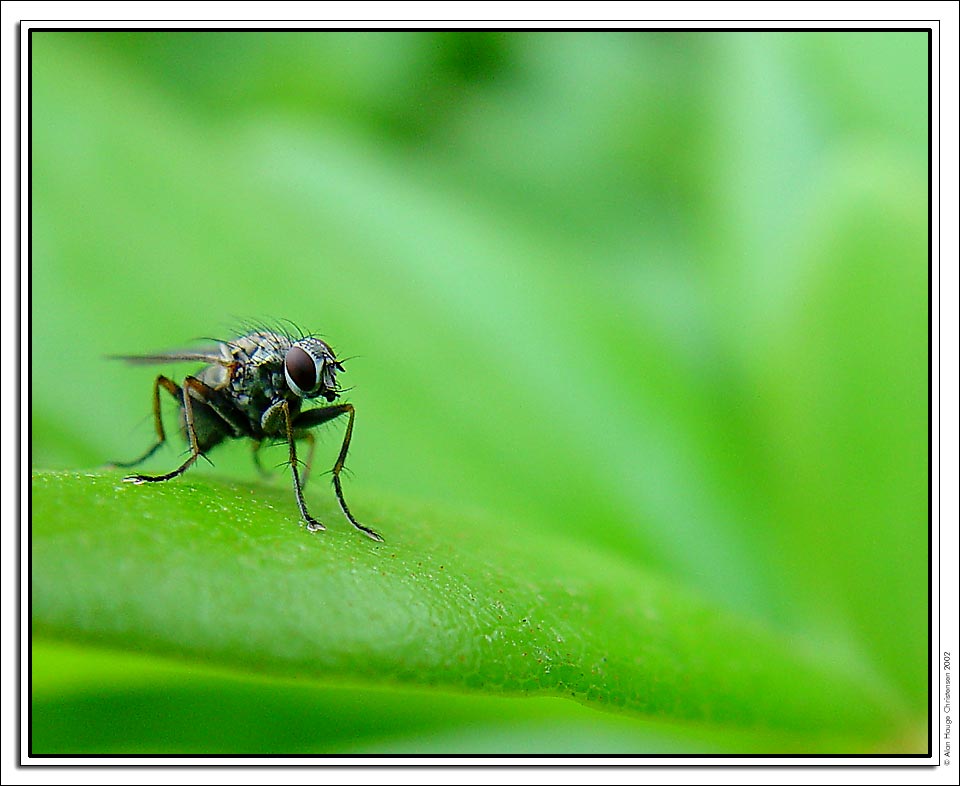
xmin=179 ymin=400 xmax=229 ymax=453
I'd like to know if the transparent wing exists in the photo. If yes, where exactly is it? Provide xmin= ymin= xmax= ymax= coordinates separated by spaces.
xmin=109 ymin=347 xmax=232 ymax=366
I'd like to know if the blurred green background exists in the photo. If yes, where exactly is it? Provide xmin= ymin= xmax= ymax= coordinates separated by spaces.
xmin=30 ymin=30 xmax=929 ymax=754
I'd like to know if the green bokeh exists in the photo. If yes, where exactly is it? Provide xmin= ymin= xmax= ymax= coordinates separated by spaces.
xmin=30 ymin=30 xmax=929 ymax=754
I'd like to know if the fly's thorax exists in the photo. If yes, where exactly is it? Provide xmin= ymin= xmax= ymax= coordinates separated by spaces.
xmin=204 ymin=329 xmax=345 ymax=432
xmin=227 ymin=355 xmax=290 ymax=430
xmin=230 ymin=330 xmax=294 ymax=358
xmin=226 ymin=332 xmax=290 ymax=400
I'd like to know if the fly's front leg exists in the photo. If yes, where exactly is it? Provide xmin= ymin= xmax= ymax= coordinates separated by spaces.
xmin=267 ymin=399 xmax=325 ymax=532
xmin=250 ymin=434 xmax=310 ymax=481
xmin=293 ymin=403 xmax=382 ymax=542
xmin=248 ymin=431 xmax=312 ymax=483
xmin=123 ymin=376 xmax=209 ymax=485
xmin=110 ymin=375 xmax=180 ymax=468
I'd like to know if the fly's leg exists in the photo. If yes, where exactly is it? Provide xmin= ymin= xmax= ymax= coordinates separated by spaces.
xmin=250 ymin=433 xmax=314 ymax=485
xmin=251 ymin=440 xmax=270 ymax=478
xmin=330 ymin=404 xmax=382 ymax=541
xmin=293 ymin=403 xmax=383 ymax=542
xmin=299 ymin=432 xmax=316 ymax=488
xmin=124 ymin=376 xmax=214 ymax=484
xmin=278 ymin=400 xmax=324 ymax=532
xmin=110 ymin=375 xmax=181 ymax=468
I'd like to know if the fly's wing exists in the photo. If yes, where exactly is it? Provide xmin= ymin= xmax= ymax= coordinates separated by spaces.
xmin=109 ymin=345 xmax=233 ymax=366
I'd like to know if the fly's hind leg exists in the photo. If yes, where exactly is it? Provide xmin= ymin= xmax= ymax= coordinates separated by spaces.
xmin=123 ymin=376 xmax=234 ymax=485
xmin=110 ymin=375 xmax=181 ymax=468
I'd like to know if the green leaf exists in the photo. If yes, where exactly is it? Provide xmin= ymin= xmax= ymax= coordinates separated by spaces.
xmin=29 ymin=31 xmax=928 ymax=756
xmin=32 ymin=470 xmax=906 ymax=753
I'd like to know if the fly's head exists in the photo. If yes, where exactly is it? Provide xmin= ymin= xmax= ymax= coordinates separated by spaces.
xmin=283 ymin=337 xmax=345 ymax=403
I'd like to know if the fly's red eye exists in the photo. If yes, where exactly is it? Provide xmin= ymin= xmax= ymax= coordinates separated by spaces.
xmin=284 ymin=346 xmax=316 ymax=394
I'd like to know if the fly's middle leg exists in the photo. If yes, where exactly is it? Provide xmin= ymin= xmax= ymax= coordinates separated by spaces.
xmin=251 ymin=440 xmax=270 ymax=478
xmin=299 ymin=431 xmax=316 ymax=488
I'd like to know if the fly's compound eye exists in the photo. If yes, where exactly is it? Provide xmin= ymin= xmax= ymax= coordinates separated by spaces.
xmin=284 ymin=345 xmax=319 ymax=397
xmin=285 ymin=339 xmax=341 ymax=400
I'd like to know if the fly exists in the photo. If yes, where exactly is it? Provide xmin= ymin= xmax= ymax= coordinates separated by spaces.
xmin=110 ymin=324 xmax=383 ymax=542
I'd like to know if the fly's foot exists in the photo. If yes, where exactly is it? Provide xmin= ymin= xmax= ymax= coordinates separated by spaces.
xmin=332 ymin=475 xmax=383 ymax=542
xmin=304 ymin=517 xmax=326 ymax=533
xmin=123 ymin=470 xmax=181 ymax=484
xmin=341 ymin=512 xmax=384 ymax=542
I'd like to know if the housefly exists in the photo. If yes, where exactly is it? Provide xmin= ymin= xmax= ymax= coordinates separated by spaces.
xmin=111 ymin=324 xmax=383 ymax=541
